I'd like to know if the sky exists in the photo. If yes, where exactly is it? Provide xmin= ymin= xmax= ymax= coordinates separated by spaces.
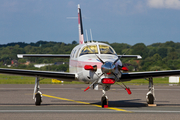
xmin=0 ymin=0 xmax=180 ymax=45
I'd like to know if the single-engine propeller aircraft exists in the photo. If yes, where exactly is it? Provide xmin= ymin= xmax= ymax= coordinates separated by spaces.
xmin=0 ymin=4 xmax=180 ymax=108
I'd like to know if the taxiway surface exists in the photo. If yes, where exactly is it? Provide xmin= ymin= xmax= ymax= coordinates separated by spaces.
xmin=0 ymin=84 xmax=180 ymax=120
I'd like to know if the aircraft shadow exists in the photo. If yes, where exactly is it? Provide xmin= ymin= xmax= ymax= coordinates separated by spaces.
xmin=1 ymin=99 xmax=180 ymax=107
xmin=92 ymin=99 xmax=147 ymax=107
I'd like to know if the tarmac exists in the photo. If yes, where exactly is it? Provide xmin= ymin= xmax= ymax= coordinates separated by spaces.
xmin=0 ymin=84 xmax=180 ymax=120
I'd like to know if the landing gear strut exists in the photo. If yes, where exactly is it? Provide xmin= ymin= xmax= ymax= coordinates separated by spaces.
xmin=101 ymin=90 xmax=108 ymax=108
xmin=33 ymin=77 xmax=42 ymax=106
xmin=146 ymin=77 xmax=155 ymax=104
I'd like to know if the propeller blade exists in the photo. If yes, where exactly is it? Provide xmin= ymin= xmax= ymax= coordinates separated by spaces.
xmin=85 ymin=43 xmax=104 ymax=64
xmin=84 ymin=86 xmax=90 ymax=92
xmin=96 ymin=55 xmax=104 ymax=64
xmin=125 ymin=88 xmax=132 ymax=95
xmin=113 ymin=58 xmax=119 ymax=65
xmin=84 ymin=73 xmax=104 ymax=92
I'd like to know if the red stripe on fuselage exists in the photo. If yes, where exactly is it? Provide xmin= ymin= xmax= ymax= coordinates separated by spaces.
xmin=70 ymin=59 xmax=102 ymax=69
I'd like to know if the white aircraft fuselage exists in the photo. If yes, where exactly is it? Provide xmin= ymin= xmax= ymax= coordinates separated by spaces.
xmin=69 ymin=42 xmax=122 ymax=85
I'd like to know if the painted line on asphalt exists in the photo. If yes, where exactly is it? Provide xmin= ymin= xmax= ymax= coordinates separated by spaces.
xmin=131 ymin=110 xmax=180 ymax=113
xmin=0 ymin=109 xmax=180 ymax=113
xmin=42 ymin=94 xmax=131 ymax=112
xmin=0 ymin=110 xmax=125 ymax=113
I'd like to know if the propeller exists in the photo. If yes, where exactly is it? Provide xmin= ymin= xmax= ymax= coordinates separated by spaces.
xmin=83 ymin=43 xmax=129 ymax=92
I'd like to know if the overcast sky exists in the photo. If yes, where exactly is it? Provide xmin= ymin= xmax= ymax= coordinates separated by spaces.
xmin=0 ymin=0 xmax=180 ymax=45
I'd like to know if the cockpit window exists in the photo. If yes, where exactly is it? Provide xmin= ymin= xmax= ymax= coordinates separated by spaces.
xmin=99 ymin=45 xmax=116 ymax=54
xmin=80 ymin=45 xmax=98 ymax=56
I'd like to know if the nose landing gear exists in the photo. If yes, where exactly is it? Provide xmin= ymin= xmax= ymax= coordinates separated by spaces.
xmin=101 ymin=90 xmax=108 ymax=108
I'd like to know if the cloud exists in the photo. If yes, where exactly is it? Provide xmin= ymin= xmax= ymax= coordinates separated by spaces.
xmin=99 ymin=0 xmax=147 ymax=15
xmin=148 ymin=0 xmax=180 ymax=10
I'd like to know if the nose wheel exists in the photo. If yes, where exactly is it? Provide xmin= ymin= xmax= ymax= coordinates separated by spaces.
xmin=101 ymin=90 xmax=108 ymax=108
xmin=101 ymin=95 xmax=108 ymax=108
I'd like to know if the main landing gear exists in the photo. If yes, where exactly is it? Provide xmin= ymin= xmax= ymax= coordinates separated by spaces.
xmin=146 ymin=77 xmax=155 ymax=104
xmin=33 ymin=77 xmax=42 ymax=106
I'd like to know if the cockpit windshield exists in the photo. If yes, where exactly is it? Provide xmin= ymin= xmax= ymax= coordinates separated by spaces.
xmin=80 ymin=45 xmax=98 ymax=56
xmin=99 ymin=45 xmax=116 ymax=55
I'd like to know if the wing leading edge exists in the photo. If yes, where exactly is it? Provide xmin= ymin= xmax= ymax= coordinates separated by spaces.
xmin=0 ymin=68 xmax=76 ymax=81
xmin=121 ymin=70 xmax=180 ymax=81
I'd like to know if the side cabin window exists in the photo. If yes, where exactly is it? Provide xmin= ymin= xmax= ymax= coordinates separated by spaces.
xmin=70 ymin=49 xmax=76 ymax=58
xmin=99 ymin=45 xmax=116 ymax=55
xmin=70 ymin=49 xmax=74 ymax=58
xmin=80 ymin=45 xmax=98 ymax=56
xmin=75 ymin=48 xmax=81 ymax=58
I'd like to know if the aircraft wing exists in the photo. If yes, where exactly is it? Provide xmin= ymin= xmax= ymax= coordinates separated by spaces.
xmin=121 ymin=70 xmax=180 ymax=81
xmin=0 ymin=68 xmax=76 ymax=81
xmin=17 ymin=54 xmax=70 ymax=58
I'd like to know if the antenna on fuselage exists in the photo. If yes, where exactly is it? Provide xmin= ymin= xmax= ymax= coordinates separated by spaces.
xmin=90 ymin=29 xmax=93 ymax=42
xmin=85 ymin=29 xmax=89 ymax=43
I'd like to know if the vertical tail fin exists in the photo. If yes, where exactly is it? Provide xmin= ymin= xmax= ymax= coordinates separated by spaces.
xmin=78 ymin=4 xmax=84 ymax=44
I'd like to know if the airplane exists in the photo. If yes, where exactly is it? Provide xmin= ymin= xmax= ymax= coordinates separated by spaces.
xmin=0 ymin=4 xmax=180 ymax=108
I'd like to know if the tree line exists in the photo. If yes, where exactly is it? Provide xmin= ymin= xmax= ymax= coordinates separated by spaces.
xmin=0 ymin=40 xmax=180 ymax=72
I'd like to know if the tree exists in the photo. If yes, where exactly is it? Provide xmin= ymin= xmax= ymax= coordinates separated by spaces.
xmin=72 ymin=41 xmax=78 ymax=45
xmin=131 ymin=43 xmax=149 ymax=59
xmin=157 ymin=47 xmax=167 ymax=58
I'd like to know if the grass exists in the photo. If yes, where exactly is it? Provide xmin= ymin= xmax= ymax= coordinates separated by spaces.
xmin=0 ymin=74 xmax=83 ymax=84
xmin=0 ymin=74 xmax=174 ymax=85
xmin=124 ymin=77 xmax=170 ymax=85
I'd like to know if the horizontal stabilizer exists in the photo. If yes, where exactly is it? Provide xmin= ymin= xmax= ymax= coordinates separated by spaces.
xmin=17 ymin=54 xmax=70 ymax=58
xmin=118 ymin=55 xmax=142 ymax=59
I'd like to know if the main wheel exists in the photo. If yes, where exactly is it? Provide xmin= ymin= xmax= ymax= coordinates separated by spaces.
xmin=147 ymin=93 xmax=154 ymax=104
xmin=101 ymin=96 xmax=108 ymax=108
xmin=35 ymin=93 xmax=42 ymax=106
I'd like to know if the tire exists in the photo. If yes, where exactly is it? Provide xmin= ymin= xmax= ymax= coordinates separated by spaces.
xmin=101 ymin=96 xmax=107 ymax=108
xmin=147 ymin=93 xmax=154 ymax=104
xmin=35 ymin=93 xmax=41 ymax=106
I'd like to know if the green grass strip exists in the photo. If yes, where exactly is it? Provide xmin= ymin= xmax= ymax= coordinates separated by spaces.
xmin=0 ymin=74 xmax=176 ymax=84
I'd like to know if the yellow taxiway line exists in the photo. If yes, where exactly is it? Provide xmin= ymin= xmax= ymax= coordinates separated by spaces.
xmin=42 ymin=94 xmax=131 ymax=112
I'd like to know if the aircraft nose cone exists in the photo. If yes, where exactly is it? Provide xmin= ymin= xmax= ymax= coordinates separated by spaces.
xmin=101 ymin=61 xmax=115 ymax=75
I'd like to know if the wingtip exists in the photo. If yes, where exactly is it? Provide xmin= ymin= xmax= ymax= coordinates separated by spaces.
xmin=17 ymin=54 xmax=23 ymax=58
xmin=137 ymin=55 xmax=142 ymax=59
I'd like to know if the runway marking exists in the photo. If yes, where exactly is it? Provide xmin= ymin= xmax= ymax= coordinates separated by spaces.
xmin=0 ymin=110 xmax=180 ymax=113
xmin=42 ymin=94 xmax=131 ymax=112
xmin=0 ymin=110 xmax=120 ymax=113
